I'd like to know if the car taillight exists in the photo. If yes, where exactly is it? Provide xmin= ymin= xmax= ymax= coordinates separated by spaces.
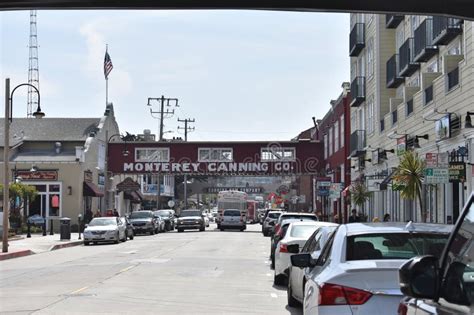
xmin=318 ymin=283 xmax=372 ymax=306
xmin=274 ymin=224 xmax=281 ymax=234
xmin=397 ymin=303 xmax=407 ymax=315
xmin=279 ymin=243 xmax=288 ymax=253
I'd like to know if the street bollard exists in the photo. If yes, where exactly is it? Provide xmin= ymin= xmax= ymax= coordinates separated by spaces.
xmin=78 ymin=214 xmax=82 ymax=240
xmin=49 ymin=219 xmax=54 ymax=235
xmin=42 ymin=220 xmax=47 ymax=236
xmin=27 ymin=221 xmax=31 ymax=238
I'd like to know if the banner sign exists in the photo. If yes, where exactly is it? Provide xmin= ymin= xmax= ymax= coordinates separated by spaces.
xmin=425 ymin=153 xmax=438 ymax=167
xmin=329 ymin=183 xmax=343 ymax=200
xmin=449 ymin=162 xmax=466 ymax=182
xmin=16 ymin=170 xmax=58 ymax=181
xmin=316 ymin=179 xmax=331 ymax=196
xmin=397 ymin=137 xmax=406 ymax=156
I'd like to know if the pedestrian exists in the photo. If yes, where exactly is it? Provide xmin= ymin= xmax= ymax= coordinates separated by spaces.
xmin=348 ymin=209 xmax=360 ymax=223
xmin=94 ymin=209 xmax=101 ymax=218
xmin=113 ymin=209 xmax=119 ymax=217
xmin=383 ymin=213 xmax=391 ymax=222
xmin=84 ymin=209 xmax=93 ymax=224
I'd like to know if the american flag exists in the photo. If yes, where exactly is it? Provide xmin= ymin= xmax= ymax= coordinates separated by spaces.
xmin=104 ymin=50 xmax=113 ymax=79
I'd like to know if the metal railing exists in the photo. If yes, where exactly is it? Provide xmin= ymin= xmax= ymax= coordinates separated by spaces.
xmin=432 ymin=16 xmax=463 ymax=45
xmin=399 ymin=38 xmax=419 ymax=77
xmin=386 ymin=14 xmax=404 ymax=28
xmin=350 ymin=130 xmax=366 ymax=157
xmin=350 ymin=76 xmax=366 ymax=107
xmin=414 ymin=18 xmax=438 ymax=62
xmin=349 ymin=23 xmax=365 ymax=56
xmin=386 ymin=54 xmax=404 ymax=88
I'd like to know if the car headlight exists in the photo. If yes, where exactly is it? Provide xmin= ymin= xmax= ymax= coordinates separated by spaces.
xmin=83 ymin=230 xmax=92 ymax=235
xmin=106 ymin=230 xmax=117 ymax=235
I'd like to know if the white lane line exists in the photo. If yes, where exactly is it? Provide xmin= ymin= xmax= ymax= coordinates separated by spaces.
xmin=266 ymin=273 xmax=272 ymax=277
xmin=118 ymin=265 xmax=136 ymax=273
xmin=270 ymin=293 xmax=278 ymax=298
xmin=70 ymin=286 xmax=88 ymax=295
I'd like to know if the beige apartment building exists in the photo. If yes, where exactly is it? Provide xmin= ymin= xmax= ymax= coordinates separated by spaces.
xmin=349 ymin=13 xmax=474 ymax=223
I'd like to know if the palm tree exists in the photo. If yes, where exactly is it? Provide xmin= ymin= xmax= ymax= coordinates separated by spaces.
xmin=393 ymin=150 xmax=426 ymax=222
xmin=350 ymin=181 xmax=372 ymax=220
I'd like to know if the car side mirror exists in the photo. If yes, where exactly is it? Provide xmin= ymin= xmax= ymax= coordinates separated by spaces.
xmin=84 ymin=224 xmax=89 ymax=228
xmin=399 ymin=255 xmax=438 ymax=299
xmin=287 ymin=244 xmax=299 ymax=254
xmin=291 ymin=253 xmax=315 ymax=268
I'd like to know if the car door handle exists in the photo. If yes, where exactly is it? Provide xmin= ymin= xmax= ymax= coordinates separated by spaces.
xmin=306 ymin=286 xmax=314 ymax=299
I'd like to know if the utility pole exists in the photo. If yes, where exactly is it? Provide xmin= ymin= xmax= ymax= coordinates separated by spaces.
xmin=147 ymin=95 xmax=178 ymax=209
xmin=177 ymin=118 xmax=195 ymax=209
xmin=177 ymin=118 xmax=195 ymax=141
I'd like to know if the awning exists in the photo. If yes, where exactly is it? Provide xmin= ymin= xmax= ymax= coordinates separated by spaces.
xmin=124 ymin=191 xmax=143 ymax=203
xmin=83 ymin=181 xmax=104 ymax=197
xmin=380 ymin=170 xmax=396 ymax=190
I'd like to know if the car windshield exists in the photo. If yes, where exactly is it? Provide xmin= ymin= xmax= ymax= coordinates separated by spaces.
xmin=280 ymin=215 xmax=317 ymax=222
xmin=156 ymin=210 xmax=170 ymax=216
xmin=268 ymin=213 xmax=281 ymax=219
xmin=224 ymin=210 xmax=241 ymax=216
xmin=290 ymin=225 xmax=318 ymax=238
xmin=129 ymin=212 xmax=152 ymax=219
xmin=181 ymin=211 xmax=202 ymax=217
xmin=88 ymin=218 xmax=116 ymax=226
xmin=346 ymin=233 xmax=450 ymax=260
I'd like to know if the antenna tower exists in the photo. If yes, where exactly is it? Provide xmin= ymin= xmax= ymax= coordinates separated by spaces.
xmin=27 ymin=10 xmax=40 ymax=118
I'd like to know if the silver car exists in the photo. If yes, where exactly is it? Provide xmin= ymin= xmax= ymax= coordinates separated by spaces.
xmin=220 ymin=209 xmax=246 ymax=231
xmin=262 ymin=210 xmax=283 ymax=236
xmin=83 ymin=217 xmax=127 ymax=245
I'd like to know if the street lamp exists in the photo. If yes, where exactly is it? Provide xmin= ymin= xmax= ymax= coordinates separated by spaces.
xmin=3 ymin=78 xmax=43 ymax=253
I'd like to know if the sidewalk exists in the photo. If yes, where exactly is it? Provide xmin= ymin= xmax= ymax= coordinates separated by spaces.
xmin=0 ymin=233 xmax=83 ymax=261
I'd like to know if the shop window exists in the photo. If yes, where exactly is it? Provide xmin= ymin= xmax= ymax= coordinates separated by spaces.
xmin=447 ymin=67 xmax=459 ymax=91
xmin=199 ymin=148 xmax=233 ymax=162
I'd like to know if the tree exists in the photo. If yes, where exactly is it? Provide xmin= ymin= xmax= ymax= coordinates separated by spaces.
xmin=350 ymin=180 xmax=372 ymax=221
xmin=393 ymin=150 xmax=426 ymax=222
xmin=0 ymin=183 xmax=38 ymax=228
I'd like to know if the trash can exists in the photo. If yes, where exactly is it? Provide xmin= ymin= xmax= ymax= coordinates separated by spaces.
xmin=60 ymin=217 xmax=71 ymax=240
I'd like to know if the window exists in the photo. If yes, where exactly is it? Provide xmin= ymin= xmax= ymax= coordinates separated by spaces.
xmin=406 ymin=99 xmax=414 ymax=116
xmin=359 ymin=107 xmax=365 ymax=130
xmin=261 ymin=147 xmax=295 ymax=161
xmin=367 ymin=96 xmax=374 ymax=134
xmin=135 ymin=148 xmax=170 ymax=162
xmin=317 ymin=232 xmax=336 ymax=266
xmin=357 ymin=55 xmax=366 ymax=77
xmin=340 ymin=116 xmax=344 ymax=147
xmin=334 ymin=121 xmax=339 ymax=152
xmin=447 ymin=67 xmax=460 ymax=91
xmin=199 ymin=148 xmax=233 ymax=162
xmin=351 ymin=112 xmax=357 ymax=133
xmin=328 ymin=127 xmax=333 ymax=156
xmin=346 ymin=233 xmax=449 ymax=261
xmin=367 ymin=37 xmax=374 ymax=78
xmin=380 ymin=119 xmax=385 ymax=132
xmin=424 ymin=85 xmax=434 ymax=104
xmin=392 ymin=109 xmax=398 ymax=125
xmin=324 ymin=134 xmax=328 ymax=159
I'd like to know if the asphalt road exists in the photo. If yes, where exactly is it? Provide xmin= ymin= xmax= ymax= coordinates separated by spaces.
xmin=0 ymin=223 xmax=302 ymax=315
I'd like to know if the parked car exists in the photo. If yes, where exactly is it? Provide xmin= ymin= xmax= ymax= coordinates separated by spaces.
xmin=273 ymin=221 xmax=322 ymax=285
xmin=262 ymin=210 xmax=283 ymax=236
xmin=27 ymin=214 xmax=45 ymax=226
xmin=153 ymin=213 xmax=166 ymax=233
xmin=128 ymin=210 xmax=157 ymax=235
xmin=120 ymin=217 xmax=134 ymax=240
xmin=83 ymin=217 xmax=127 ymax=245
xmin=176 ymin=209 xmax=205 ymax=232
xmin=287 ymin=224 xmax=339 ymax=307
xmin=155 ymin=209 xmax=175 ymax=231
xmin=219 ymin=209 xmax=246 ymax=231
xmin=398 ymin=192 xmax=474 ymax=315
xmin=273 ymin=212 xmax=318 ymax=236
xmin=291 ymin=222 xmax=452 ymax=315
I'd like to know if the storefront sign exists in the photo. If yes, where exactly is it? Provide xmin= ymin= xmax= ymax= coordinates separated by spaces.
xmin=329 ymin=183 xmax=343 ymax=200
xmin=425 ymin=168 xmax=449 ymax=184
xmin=205 ymin=187 xmax=263 ymax=194
xmin=397 ymin=137 xmax=406 ymax=156
xmin=316 ymin=178 xmax=331 ymax=196
xmin=449 ymin=162 xmax=466 ymax=182
xmin=435 ymin=114 xmax=451 ymax=141
xmin=84 ymin=170 xmax=93 ymax=183
xmin=425 ymin=153 xmax=438 ymax=167
xmin=16 ymin=170 xmax=58 ymax=181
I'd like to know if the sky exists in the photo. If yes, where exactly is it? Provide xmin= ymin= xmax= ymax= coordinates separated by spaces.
xmin=0 ymin=10 xmax=349 ymax=141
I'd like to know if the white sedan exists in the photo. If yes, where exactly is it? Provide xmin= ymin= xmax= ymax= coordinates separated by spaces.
xmin=293 ymin=222 xmax=452 ymax=315
xmin=83 ymin=217 xmax=127 ymax=245
xmin=287 ymin=224 xmax=338 ymax=307
xmin=274 ymin=221 xmax=327 ymax=285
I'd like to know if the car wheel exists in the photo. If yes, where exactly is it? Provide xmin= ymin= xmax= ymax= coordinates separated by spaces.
xmin=122 ymin=233 xmax=127 ymax=242
xmin=263 ymin=230 xmax=267 ymax=237
xmin=274 ymin=273 xmax=285 ymax=286
xmin=129 ymin=231 xmax=134 ymax=240
xmin=287 ymin=275 xmax=300 ymax=307
xmin=84 ymin=241 xmax=90 ymax=246
xmin=199 ymin=226 xmax=205 ymax=232
xmin=271 ymin=256 xmax=275 ymax=269
xmin=240 ymin=227 xmax=245 ymax=232
xmin=177 ymin=228 xmax=183 ymax=233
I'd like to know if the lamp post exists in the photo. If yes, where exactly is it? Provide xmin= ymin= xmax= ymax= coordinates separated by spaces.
xmin=3 ymin=78 xmax=43 ymax=252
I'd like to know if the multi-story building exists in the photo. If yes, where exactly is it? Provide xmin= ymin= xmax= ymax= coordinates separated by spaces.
xmin=349 ymin=13 xmax=474 ymax=223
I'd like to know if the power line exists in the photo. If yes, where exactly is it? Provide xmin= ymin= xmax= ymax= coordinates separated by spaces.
xmin=177 ymin=118 xmax=195 ymax=141
xmin=147 ymin=95 xmax=179 ymax=141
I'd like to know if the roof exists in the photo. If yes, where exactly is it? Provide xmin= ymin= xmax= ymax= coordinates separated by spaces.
xmin=343 ymin=222 xmax=453 ymax=235
xmin=0 ymin=118 xmax=101 ymax=147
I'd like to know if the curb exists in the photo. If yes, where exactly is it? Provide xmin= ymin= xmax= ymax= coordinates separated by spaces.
xmin=49 ymin=240 xmax=84 ymax=251
xmin=0 ymin=249 xmax=34 ymax=261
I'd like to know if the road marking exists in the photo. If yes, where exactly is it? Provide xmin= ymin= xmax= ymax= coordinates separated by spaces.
xmin=266 ymin=273 xmax=272 ymax=277
xmin=119 ymin=265 xmax=136 ymax=273
xmin=270 ymin=293 xmax=278 ymax=298
xmin=70 ymin=286 xmax=88 ymax=295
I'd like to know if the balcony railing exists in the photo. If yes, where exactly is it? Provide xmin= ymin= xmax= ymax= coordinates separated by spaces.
xmin=386 ymin=14 xmax=404 ymax=28
xmin=350 ymin=76 xmax=366 ymax=107
xmin=432 ymin=16 xmax=463 ymax=45
xmin=349 ymin=23 xmax=365 ymax=57
xmin=399 ymin=38 xmax=419 ymax=77
xmin=386 ymin=54 xmax=404 ymax=88
xmin=414 ymin=18 xmax=438 ymax=62
xmin=350 ymin=130 xmax=366 ymax=157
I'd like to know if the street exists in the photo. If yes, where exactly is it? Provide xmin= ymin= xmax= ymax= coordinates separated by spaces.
xmin=0 ymin=224 xmax=301 ymax=315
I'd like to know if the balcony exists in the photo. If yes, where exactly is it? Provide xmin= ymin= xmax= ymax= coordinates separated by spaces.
xmin=349 ymin=23 xmax=365 ymax=57
xmin=398 ymin=38 xmax=419 ymax=77
xmin=350 ymin=130 xmax=366 ymax=157
xmin=386 ymin=54 xmax=405 ymax=88
xmin=350 ymin=76 xmax=366 ymax=107
xmin=386 ymin=14 xmax=404 ymax=28
xmin=432 ymin=16 xmax=463 ymax=45
xmin=413 ymin=18 xmax=438 ymax=62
